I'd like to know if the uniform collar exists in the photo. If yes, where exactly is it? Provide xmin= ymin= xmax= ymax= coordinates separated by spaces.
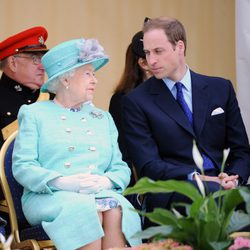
xmin=0 ymin=73 xmax=38 ymax=94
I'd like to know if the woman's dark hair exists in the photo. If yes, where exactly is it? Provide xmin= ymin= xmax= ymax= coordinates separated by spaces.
xmin=113 ymin=43 xmax=145 ymax=94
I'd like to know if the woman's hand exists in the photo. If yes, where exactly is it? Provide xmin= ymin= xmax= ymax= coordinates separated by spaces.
xmin=79 ymin=175 xmax=113 ymax=193
xmin=48 ymin=173 xmax=94 ymax=192
xmin=49 ymin=173 xmax=113 ymax=193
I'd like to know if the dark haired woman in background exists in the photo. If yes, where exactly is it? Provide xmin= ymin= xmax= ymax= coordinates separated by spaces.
xmin=109 ymin=31 xmax=153 ymax=188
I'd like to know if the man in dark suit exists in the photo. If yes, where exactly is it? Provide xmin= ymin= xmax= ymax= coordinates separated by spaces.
xmin=122 ymin=17 xmax=250 ymax=228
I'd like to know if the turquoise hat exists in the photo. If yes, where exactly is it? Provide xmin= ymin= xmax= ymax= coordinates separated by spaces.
xmin=41 ymin=38 xmax=109 ymax=93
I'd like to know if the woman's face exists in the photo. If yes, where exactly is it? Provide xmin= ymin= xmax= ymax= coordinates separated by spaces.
xmin=67 ymin=64 xmax=97 ymax=103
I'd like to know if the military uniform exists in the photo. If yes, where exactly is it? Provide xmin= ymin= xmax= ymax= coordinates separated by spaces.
xmin=0 ymin=73 xmax=41 ymax=146
xmin=0 ymin=72 xmax=43 ymax=234
xmin=0 ymin=25 xmax=49 ymax=147
xmin=0 ymin=73 xmax=53 ymax=204
xmin=0 ymin=25 xmax=50 ymax=235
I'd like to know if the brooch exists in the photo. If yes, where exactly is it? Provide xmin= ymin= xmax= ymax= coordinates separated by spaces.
xmin=90 ymin=110 xmax=103 ymax=119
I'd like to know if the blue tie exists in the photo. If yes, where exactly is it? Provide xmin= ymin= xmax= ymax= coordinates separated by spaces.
xmin=175 ymin=82 xmax=214 ymax=170
xmin=176 ymin=82 xmax=193 ymax=124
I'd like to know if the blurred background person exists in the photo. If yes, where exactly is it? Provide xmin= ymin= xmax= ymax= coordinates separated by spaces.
xmin=109 ymin=30 xmax=153 ymax=188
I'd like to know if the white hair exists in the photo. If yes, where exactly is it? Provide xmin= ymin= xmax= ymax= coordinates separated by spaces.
xmin=47 ymin=68 xmax=76 ymax=94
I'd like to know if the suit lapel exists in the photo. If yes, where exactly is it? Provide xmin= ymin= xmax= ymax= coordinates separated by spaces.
xmin=191 ymin=72 xmax=210 ymax=137
xmin=150 ymin=78 xmax=195 ymax=136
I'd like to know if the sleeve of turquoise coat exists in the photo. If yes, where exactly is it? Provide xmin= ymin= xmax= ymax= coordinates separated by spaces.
xmin=103 ymin=112 xmax=131 ymax=193
xmin=12 ymin=105 xmax=62 ymax=195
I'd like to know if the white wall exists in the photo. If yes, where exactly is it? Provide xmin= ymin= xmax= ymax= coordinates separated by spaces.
xmin=236 ymin=0 xmax=250 ymax=139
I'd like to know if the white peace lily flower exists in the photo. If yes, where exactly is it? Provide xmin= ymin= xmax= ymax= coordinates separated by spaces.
xmin=192 ymin=140 xmax=204 ymax=173
xmin=0 ymin=233 xmax=5 ymax=244
xmin=172 ymin=208 xmax=183 ymax=218
xmin=223 ymin=148 xmax=230 ymax=160
xmin=192 ymin=140 xmax=205 ymax=197
xmin=194 ymin=173 xmax=206 ymax=198
xmin=221 ymin=148 xmax=230 ymax=173
xmin=0 ymin=233 xmax=13 ymax=250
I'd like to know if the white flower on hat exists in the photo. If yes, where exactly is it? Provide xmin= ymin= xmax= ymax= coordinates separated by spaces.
xmin=78 ymin=39 xmax=106 ymax=63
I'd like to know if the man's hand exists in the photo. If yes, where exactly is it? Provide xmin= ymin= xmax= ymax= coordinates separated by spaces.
xmin=199 ymin=173 xmax=238 ymax=190
xmin=218 ymin=173 xmax=239 ymax=190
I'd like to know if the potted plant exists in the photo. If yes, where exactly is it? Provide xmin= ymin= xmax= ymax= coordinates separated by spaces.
xmin=123 ymin=142 xmax=250 ymax=250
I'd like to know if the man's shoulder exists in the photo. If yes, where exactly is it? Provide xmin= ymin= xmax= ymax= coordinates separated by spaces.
xmin=191 ymin=70 xmax=231 ymax=85
xmin=126 ymin=76 xmax=160 ymax=97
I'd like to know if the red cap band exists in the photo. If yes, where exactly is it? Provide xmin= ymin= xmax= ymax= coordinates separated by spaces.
xmin=0 ymin=26 xmax=48 ymax=60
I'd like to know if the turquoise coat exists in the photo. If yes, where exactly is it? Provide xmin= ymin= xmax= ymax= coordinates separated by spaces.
xmin=12 ymin=101 xmax=142 ymax=250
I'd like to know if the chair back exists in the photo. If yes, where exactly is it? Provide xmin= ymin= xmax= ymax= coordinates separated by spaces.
xmin=0 ymin=131 xmax=20 ymax=240
xmin=2 ymin=131 xmax=30 ymax=232
xmin=0 ymin=131 xmax=54 ymax=249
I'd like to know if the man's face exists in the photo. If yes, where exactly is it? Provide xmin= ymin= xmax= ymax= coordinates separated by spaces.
xmin=143 ymin=28 xmax=184 ymax=81
xmin=13 ymin=52 xmax=45 ymax=90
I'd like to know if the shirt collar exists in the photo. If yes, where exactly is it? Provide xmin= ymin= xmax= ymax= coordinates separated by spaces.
xmin=163 ymin=66 xmax=191 ymax=92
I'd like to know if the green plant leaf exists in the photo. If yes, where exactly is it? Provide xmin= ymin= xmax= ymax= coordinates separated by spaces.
xmin=222 ymin=189 xmax=243 ymax=214
xmin=139 ymin=208 xmax=178 ymax=226
xmin=205 ymin=196 xmax=220 ymax=221
xmin=227 ymin=210 xmax=250 ymax=233
xmin=200 ymin=220 xmax=221 ymax=242
xmin=238 ymin=187 xmax=250 ymax=214
xmin=125 ymin=178 xmax=250 ymax=250
xmin=188 ymin=197 xmax=205 ymax=218
xmin=158 ymin=217 xmax=197 ymax=246
xmin=170 ymin=202 xmax=191 ymax=216
xmin=209 ymin=240 xmax=232 ymax=250
xmin=124 ymin=177 xmax=202 ymax=201
xmin=132 ymin=225 xmax=173 ymax=240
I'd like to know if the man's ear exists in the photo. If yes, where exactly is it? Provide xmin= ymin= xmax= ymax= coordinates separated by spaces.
xmin=7 ymin=56 xmax=18 ymax=72
xmin=176 ymin=40 xmax=185 ymax=54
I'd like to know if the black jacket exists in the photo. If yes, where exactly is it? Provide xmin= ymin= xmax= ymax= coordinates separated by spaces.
xmin=0 ymin=73 xmax=53 ymax=147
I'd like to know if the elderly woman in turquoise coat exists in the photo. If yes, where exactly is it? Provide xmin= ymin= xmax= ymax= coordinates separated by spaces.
xmin=12 ymin=38 xmax=142 ymax=250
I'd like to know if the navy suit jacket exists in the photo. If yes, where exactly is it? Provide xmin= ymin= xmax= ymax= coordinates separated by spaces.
xmin=122 ymin=70 xmax=250 ymax=184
